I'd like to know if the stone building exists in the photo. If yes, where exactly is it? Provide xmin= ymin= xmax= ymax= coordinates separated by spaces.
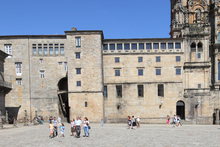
xmin=1 ymin=0 xmax=220 ymax=124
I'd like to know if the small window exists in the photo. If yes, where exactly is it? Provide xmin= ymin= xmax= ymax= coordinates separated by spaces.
xmin=60 ymin=44 xmax=65 ymax=55
xmin=40 ymin=70 xmax=45 ymax=78
xmin=64 ymin=62 xmax=68 ymax=72
xmin=15 ymin=62 xmax=22 ymax=76
xmin=198 ymin=84 xmax=201 ymax=89
xmin=153 ymin=43 xmax=159 ymax=49
xmin=197 ymin=53 xmax=201 ymax=59
xmin=75 ymin=37 xmax=81 ymax=47
xmin=115 ymin=69 xmax=120 ymax=76
xmin=110 ymin=44 xmax=116 ymax=50
xmin=138 ymin=85 xmax=144 ymax=97
xmin=117 ymin=44 xmax=123 ymax=50
xmin=58 ymin=62 xmax=62 ymax=65
xmin=55 ymin=44 xmax=59 ymax=55
xmin=176 ymin=68 xmax=181 ymax=75
xmin=156 ymin=56 xmax=161 ymax=62
xmin=104 ymin=86 xmax=108 ymax=97
xmin=138 ymin=69 xmax=144 ymax=76
xmin=146 ymin=43 xmax=152 ymax=49
xmin=115 ymin=57 xmax=120 ymax=63
xmin=168 ymin=43 xmax=174 ymax=49
xmin=43 ymin=44 xmax=48 ymax=55
xmin=32 ymin=44 xmax=37 ymax=55
xmin=191 ymin=42 xmax=196 ymax=52
xmin=158 ymin=84 xmax=164 ymax=97
xmin=76 ymin=68 xmax=81 ymax=74
xmin=156 ymin=68 xmax=161 ymax=75
xmin=49 ymin=44 xmax=53 ymax=55
xmin=139 ymin=43 xmax=144 ymax=50
xmin=38 ymin=44 xmax=43 ymax=55
xmin=116 ymin=85 xmax=122 ymax=98
xmin=198 ymin=42 xmax=203 ymax=52
xmin=161 ymin=43 xmax=166 ymax=49
xmin=138 ymin=57 xmax=143 ymax=62
xmin=124 ymin=43 xmax=130 ymax=50
xmin=103 ymin=44 xmax=108 ymax=50
xmin=175 ymin=43 xmax=181 ymax=49
xmin=75 ymin=52 xmax=81 ymax=59
xmin=76 ymin=81 xmax=81 ymax=87
xmin=132 ymin=43 xmax=137 ymax=50
xmin=4 ymin=44 xmax=12 ymax=55
xmin=85 ymin=101 xmax=88 ymax=107
xmin=176 ymin=56 xmax=181 ymax=62
xmin=16 ymin=78 xmax=22 ymax=85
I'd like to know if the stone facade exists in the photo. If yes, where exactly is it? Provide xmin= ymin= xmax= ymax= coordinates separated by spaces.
xmin=1 ymin=0 xmax=220 ymax=124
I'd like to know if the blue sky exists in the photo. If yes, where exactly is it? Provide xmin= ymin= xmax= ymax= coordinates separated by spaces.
xmin=0 ymin=0 xmax=170 ymax=39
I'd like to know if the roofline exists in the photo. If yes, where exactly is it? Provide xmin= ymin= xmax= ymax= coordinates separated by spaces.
xmin=0 ymin=35 xmax=66 ymax=39
xmin=104 ymin=38 xmax=183 ymax=42
xmin=65 ymin=30 xmax=103 ymax=33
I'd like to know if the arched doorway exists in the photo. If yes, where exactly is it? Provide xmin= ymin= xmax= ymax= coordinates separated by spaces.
xmin=57 ymin=77 xmax=70 ymax=122
xmin=176 ymin=101 xmax=185 ymax=120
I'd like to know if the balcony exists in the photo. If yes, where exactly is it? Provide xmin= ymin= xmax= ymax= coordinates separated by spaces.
xmin=183 ymin=88 xmax=210 ymax=98
xmin=183 ymin=62 xmax=211 ymax=69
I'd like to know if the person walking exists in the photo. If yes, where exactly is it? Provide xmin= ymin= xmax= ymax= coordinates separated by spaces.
xmin=83 ymin=117 xmax=90 ymax=137
xmin=60 ymin=123 xmax=65 ymax=137
xmin=75 ymin=117 xmax=82 ymax=138
xmin=53 ymin=117 xmax=58 ymax=137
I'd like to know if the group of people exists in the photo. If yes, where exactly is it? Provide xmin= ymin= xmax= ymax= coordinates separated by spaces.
xmin=48 ymin=116 xmax=90 ymax=138
xmin=166 ymin=115 xmax=182 ymax=127
xmin=127 ymin=116 xmax=140 ymax=129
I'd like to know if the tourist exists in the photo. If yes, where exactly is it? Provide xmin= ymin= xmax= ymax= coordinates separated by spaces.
xmin=71 ymin=119 xmax=76 ymax=136
xmin=75 ymin=117 xmax=82 ymax=138
xmin=136 ymin=116 xmax=140 ymax=128
xmin=60 ymin=123 xmax=65 ymax=137
xmin=53 ymin=117 xmax=58 ymax=137
xmin=166 ymin=115 xmax=170 ymax=125
xmin=83 ymin=117 xmax=90 ymax=137
xmin=176 ymin=115 xmax=182 ymax=127
xmin=127 ymin=116 xmax=132 ymax=129
xmin=131 ymin=116 xmax=136 ymax=129
xmin=49 ymin=121 xmax=54 ymax=138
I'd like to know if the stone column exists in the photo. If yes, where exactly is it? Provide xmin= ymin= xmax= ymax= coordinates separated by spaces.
xmin=216 ymin=109 xmax=220 ymax=125
xmin=0 ymin=110 xmax=3 ymax=129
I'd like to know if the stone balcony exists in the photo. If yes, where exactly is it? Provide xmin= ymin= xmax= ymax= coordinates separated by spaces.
xmin=183 ymin=62 xmax=211 ymax=69
xmin=183 ymin=88 xmax=211 ymax=98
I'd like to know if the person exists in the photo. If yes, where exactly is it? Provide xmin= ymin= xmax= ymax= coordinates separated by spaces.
xmin=53 ymin=117 xmax=58 ymax=137
xmin=166 ymin=115 xmax=170 ymax=125
xmin=83 ymin=117 xmax=90 ymax=137
xmin=60 ymin=123 xmax=65 ymax=137
xmin=71 ymin=119 xmax=76 ymax=136
xmin=176 ymin=115 xmax=182 ymax=127
xmin=127 ymin=116 xmax=132 ymax=129
xmin=49 ymin=121 xmax=54 ymax=138
xmin=131 ymin=116 xmax=136 ymax=129
xmin=136 ymin=116 xmax=140 ymax=128
xmin=75 ymin=117 xmax=82 ymax=138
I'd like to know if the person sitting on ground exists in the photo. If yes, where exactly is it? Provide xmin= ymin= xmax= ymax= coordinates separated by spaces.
xmin=131 ymin=116 xmax=136 ymax=129
xmin=127 ymin=116 xmax=132 ymax=129
xmin=166 ymin=115 xmax=170 ymax=125
xmin=71 ymin=119 xmax=76 ymax=136
xmin=49 ymin=121 xmax=54 ymax=138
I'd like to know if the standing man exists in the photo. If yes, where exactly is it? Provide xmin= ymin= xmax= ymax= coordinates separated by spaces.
xmin=53 ymin=117 xmax=58 ymax=137
xmin=75 ymin=117 xmax=82 ymax=138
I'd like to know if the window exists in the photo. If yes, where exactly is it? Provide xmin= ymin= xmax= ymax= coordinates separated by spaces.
xmin=4 ymin=44 xmax=12 ymax=55
xmin=198 ymin=42 xmax=203 ymax=52
xmin=64 ymin=62 xmax=68 ymax=72
xmin=16 ymin=78 xmax=22 ymax=85
xmin=176 ymin=68 xmax=181 ymax=75
xmin=156 ymin=56 xmax=161 ymax=62
xmin=58 ymin=62 xmax=62 ymax=65
xmin=40 ymin=70 xmax=45 ymax=78
xmin=38 ymin=44 xmax=42 ymax=55
xmin=175 ymin=43 xmax=181 ymax=49
xmin=60 ymin=44 xmax=65 ymax=55
xmin=153 ymin=43 xmax=159 ymax=49
xmin=138 ymin=69 xmax=144 ymax=76
xmin=115 ymin=69 xmax=120 ymax=76
xmin=116 ymin=85 xmax=122 ymax=98
xmin=146 ymin=43 xmax=152 ymax=49
xmin=156 ymin=68 xmax=161 ymax=75
xmin=161 ymin=43 xmax=166 ymax=49
xmin=158 ymin=84 xmax=164 ymax=97
xmin=191 ymin=42 xmax=196 ymax=52
xmin=103 ymin=44 xmax=108 ymax=50
xmin=115 ymin=57 xmax=120 ymax=63
xmin=43 ymin=44 xmax=48 ymax=55
xmin=132 ymin=43 xmax=137 ymax=50
xmin=85 ymin=101 xmax=88 ymax=107
xmin=110 ymin=44 xmax=115 ymax=50
xmin=176 ymin=56 xmax=181 ymax=62
xmin=55 ymin=44 xmax=59 ymax=55
xmin=49 ymin=44 xmax=53 ymax=55
xmin=15 ymin=62 xmax=22 ymax=76
xmin=76 ymin=81 xmax=81 ymax=87
xmin=138 ymin=85 xmax=144 ymax=97
xmin=139 ymin=43 xmax=144 ymax=50
xmin=104 ymin=86 xmax=108 ymax=97
xmin=32 ymin=44 xmax=37 ymax=55
xmin=198 ymin=84 xmax=201 ymax=89
xmin=124 ymin=43 xmax=130 ymax=50
xmin=117 ymin=44 xmax=123 ymax=50
xmin=76 ymin=68 xmax=81 ymax=74
xmin=197 ymin=53 xmax=201 ymax=59
xmin=75 ymin=52 xmax=81 ymax=59
xmin=138 ymin=57 xmax=143 ymax=62
xmin=168 ymin=43 xmax=174 ymax=49
xmin=75 ymin=37 xmax=81 ymax=47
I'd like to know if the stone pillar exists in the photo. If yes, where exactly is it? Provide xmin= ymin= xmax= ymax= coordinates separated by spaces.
xmin=216 ymin=109 xmax=220 ymax=125
xmin=0 ymin=110 xmax=3 ymax=129
xmin=5 ymin=110 xmax=8 ymax=124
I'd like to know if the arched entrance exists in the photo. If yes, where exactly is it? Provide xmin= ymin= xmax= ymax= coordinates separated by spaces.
xmin=57 ymin=77 xmax=70 ymax=122
xmin=176 ymin=101 xmax=185 ymax=120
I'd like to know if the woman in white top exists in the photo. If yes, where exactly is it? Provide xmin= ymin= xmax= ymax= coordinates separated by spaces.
xmin=83 ymin=117 xmax=90 ymax=137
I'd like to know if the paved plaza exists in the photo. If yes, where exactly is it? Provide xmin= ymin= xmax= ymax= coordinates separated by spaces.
xmin=0 ymin=123 xmax=219 ymax=147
